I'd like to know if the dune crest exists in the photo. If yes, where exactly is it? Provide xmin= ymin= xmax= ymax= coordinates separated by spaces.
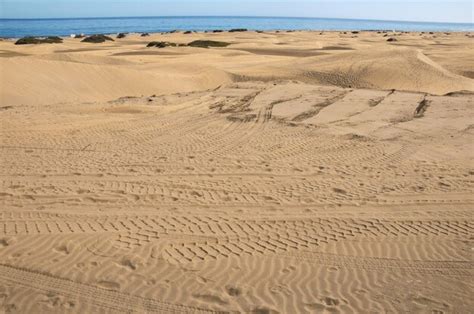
xmin=233 ymin=48 xmax=473 ymax=94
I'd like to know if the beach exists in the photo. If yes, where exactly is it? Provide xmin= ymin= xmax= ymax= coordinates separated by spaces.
xmin=0 ymin=30 xmax=473 ymax=313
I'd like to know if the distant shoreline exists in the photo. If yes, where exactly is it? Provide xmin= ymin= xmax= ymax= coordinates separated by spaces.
xmin=2 ymin=30 xmax=473 ymax=41
xmin=1 ymin=16 xmax=472 ymax=38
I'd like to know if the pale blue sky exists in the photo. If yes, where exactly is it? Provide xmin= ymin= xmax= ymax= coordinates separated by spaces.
xmin=1 ymin=0 xmax=472 ymax=23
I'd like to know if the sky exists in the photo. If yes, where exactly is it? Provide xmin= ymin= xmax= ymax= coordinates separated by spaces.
xmin=0 ymin=0 xmax=472 ymax=23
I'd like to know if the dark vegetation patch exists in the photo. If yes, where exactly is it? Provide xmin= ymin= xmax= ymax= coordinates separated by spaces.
xmin=146 ymin=40 xmax=231 ymax=49
xmin=82 ymin=34 xmax=114 ymax=43
xmin=15 ymin=36 xmax=63 ymax=45
xmin=147 ymin=41 xmax=173 ymax=48
xmin=229 ymin=28 xmax=248 ymax=32
xmin=213 ymin=30 xmax=223 ymax=33
xmin=141 ymin=33 xmax=150 ymax=37
xmin=184 ymin=31 xmax=193 ymax=34
xmin=187 ymin=40 xmax=231 ymax=48
xmin=74 ymin=34 xmax=85 ymax=39
xmin=387 ymin=37 xmax=397 ymax=42
xmin=146 ymin=41 xmax=186 ymax=48
xmin=117 ymin=33 xmax=127 ymax=39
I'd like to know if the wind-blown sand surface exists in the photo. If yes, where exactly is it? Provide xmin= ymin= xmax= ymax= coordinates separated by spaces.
xmin=0 ymin=31 xmax=473 ymax=313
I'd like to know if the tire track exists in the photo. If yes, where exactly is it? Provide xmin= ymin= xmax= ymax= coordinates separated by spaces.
xmin=0 ymin=264 xmax=218 ymax=313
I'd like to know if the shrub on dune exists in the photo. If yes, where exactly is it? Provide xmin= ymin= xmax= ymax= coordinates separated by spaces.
xmin=81 ymin=34 xmax=115 ymax=43
xmin=187 ymin=40 xmax=231 ymax=48
xmin=147 ymin=41 xmax=168 ymax=48
xmin=146 ymin=41 xmax=181 ymax=48
xmin=15 ymin=36 xmax=63 ymax=45
xmin=229 ymin=28 xmax=248 ymax=32
xmin=45 ymin=36 xmax=63 ymax=43
xmin=117 ymin=33 xmax=127 ymax=39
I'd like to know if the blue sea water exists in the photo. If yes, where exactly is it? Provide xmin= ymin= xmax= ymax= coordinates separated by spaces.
xmin=0 ymin=16 xmax=472 ymax=38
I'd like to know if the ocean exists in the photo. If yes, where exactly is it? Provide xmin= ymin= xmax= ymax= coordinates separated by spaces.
xmin=0 ymin=16 xmax=472 ymax=38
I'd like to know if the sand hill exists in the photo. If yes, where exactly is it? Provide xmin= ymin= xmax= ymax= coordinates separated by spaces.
xmin=0 ymin=31 xmax=473 ymax=313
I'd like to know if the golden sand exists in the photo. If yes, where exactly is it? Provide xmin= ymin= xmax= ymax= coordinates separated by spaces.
xmin=0 ymin=31 xmax=473 ymax=313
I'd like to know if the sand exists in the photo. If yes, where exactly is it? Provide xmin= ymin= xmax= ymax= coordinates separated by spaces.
xmin=0 ymin=31 xmax=473 ymax=313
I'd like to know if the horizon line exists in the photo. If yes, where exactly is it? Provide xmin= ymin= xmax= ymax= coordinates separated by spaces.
xmin=1 ymin=15 xmax=472 ymax=26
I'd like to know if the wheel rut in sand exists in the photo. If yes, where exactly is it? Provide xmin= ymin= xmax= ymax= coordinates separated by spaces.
xmin=0 ymin=264 xmax=215 ymax=313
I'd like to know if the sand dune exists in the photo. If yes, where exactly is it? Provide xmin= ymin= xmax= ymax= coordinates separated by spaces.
xmin=2 ymin=31 xmax=472 ymax=107
xmin=0 ymin=56 xmax=231 ymax=105
xmin=233 ymin=48 xmax=473 ymax=94
xmin=0 ymin=31 xmax=473 ymax=313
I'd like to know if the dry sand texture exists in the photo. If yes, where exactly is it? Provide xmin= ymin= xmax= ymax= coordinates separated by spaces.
xmin=0 ymin=31 xmax=473 ymax=313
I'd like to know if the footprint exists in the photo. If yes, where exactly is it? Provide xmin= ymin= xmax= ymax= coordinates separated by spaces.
xmin=281 ymin=265 xmax=296 ymax=274
xmin=40 ymin=292 xmax=75 ymax=310
xmin=0 ymin=237 xmax=15 ymax=248
xmin=305 ymin=296 xmax=341 ymax=312
xmin=190 ymin=191 xmax=203 ymax=197
xmin=321 ymin=297 xmax=340 ymax=307
xmin=196 ymin=276 xmax=213 ymax=285
xmin=4 ymin=303 xmax=17 ymax=313
xmin=41 ymin=292 xmax=64 ymax=308
xmin=53 ymin=244 xmax=71 ymax=255
xmin=269 ymin=284 xmax=292 ymax=296
xmin=225 ymin=285 xmax=242 ymax=297
xmin=332 ymin=188 xmax=347 ymax=194
xmin=116 ymin=257 xmax=140 ymax=271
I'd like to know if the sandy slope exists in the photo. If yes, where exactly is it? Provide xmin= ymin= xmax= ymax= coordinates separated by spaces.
xmin=0 ymin=31 xmax=473 ymax=313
